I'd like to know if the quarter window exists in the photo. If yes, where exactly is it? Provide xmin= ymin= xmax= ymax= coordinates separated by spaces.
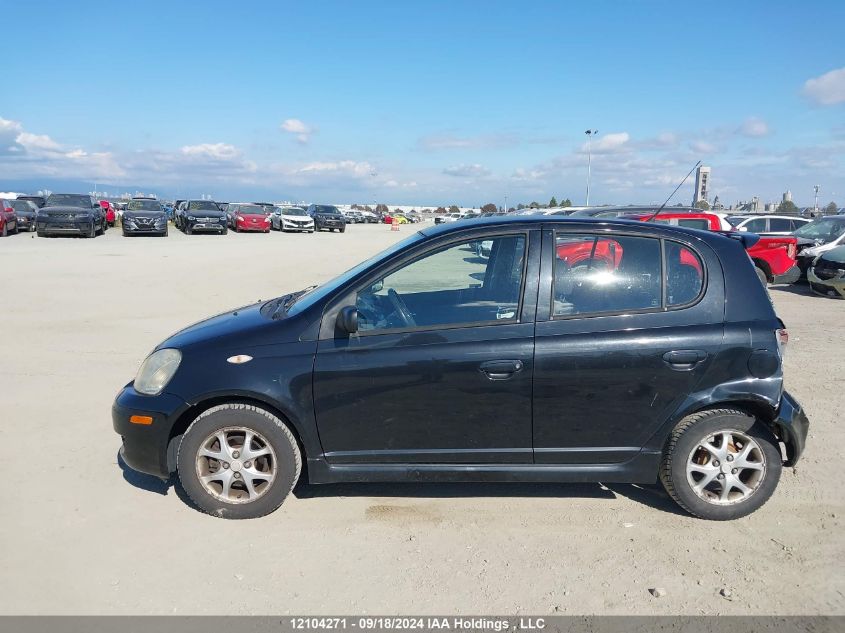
xmin=665 ymin=242 xmax=704 ymax=306
xmin=356 ymin=235 xmax=526 ymax=332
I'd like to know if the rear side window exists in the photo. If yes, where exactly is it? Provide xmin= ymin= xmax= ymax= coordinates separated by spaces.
xmin=553 ymin=233 xmax=704 ymax=318
xmin=769 ymin=218 xmax=792 ymax=232
xmin=742 ymin=217 xmax=768 ymax=233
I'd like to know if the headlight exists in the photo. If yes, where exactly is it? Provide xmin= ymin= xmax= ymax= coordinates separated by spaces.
xmin=134 ymin=348 xmax=182 ymax=395
xmin=187 ymin=215 xmax=196 ymax=220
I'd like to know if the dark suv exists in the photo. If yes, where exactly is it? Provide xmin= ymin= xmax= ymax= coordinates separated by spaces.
xmin=113 ymin=217 xmax=808 ymax=520
xmin=123 ymin=198 xmax=168 ymax=236
xmin=37 ymin=193 xmax=106 ymax=238
xmin=307 ymin=204 xmax=346 ymax=232
xmin=180 ymin=199 xmax=228 ymax=235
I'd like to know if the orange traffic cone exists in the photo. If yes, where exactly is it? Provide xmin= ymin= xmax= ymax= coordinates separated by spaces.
xmin=391 ymin=217 xmax=399 ymax=231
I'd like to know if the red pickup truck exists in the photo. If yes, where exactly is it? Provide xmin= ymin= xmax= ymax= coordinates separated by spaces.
xmin=620 ymin=212 xmax=800 ymax=285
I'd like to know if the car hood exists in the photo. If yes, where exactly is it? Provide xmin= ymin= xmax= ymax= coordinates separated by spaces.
xmin=186 ymin=210 xmax=225 ymax=218
xmin=281 ymin=214 xmax=313 ymax=220
xmin=124 ymin=210 xmax=165 ymax=218
xmin=235 ymin=213 xmax=268 ymax=219
xmin=156 ymin=298 xmax=306 ymax=352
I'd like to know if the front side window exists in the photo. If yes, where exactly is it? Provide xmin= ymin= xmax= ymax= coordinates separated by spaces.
xmin=742 ymin=217 xmax=768 ymax=233
xmin=356 ymin=235 xmax=526 ymax=332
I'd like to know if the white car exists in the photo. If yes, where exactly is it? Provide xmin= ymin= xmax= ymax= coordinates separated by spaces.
xmin=271 ymin=206 xmax=315 ymax=233
xmin=727 ymin=214 xmax=811 ymax=236
xmin=793 ymin=216 xmax=845 ymax=275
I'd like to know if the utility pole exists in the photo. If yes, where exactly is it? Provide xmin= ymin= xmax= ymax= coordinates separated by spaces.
xmin=584 ymin=130 xmax=598 ymax=206
xmin=814 ymin=185 xmax=820 ymax=216
xmin=504 ymin=194 xmax=508 ymax=213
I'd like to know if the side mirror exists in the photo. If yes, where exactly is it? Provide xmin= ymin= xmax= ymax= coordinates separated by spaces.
xmin=738 ymin=226 xmax=748 ymax=232
xmin=337 ymin=305 xmax=358 ymax=334
xmin=370 ymin=279 xmax=384 ymax=293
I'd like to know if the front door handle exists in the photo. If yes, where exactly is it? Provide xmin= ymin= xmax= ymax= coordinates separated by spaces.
xmin=480 ymin=359 xmax=524 ymax=380
xmin=663 ymin=350 xmax=707 ymax=369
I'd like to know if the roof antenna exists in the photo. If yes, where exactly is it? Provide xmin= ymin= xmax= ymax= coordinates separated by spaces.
xmin=644 ymin=160 xmax=701 ymax=222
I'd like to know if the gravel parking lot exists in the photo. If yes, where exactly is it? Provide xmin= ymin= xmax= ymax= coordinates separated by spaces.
xmin=0 ymin=224 xmax=842 ymax=615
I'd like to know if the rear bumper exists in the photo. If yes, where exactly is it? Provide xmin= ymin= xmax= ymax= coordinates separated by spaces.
xmin=774 ymin=390 xmax=809 ymax=466
xmin=112 ymin=384 xmax=190 ymax=478
xmin=772 ymin=265 xmax=800 ymax=285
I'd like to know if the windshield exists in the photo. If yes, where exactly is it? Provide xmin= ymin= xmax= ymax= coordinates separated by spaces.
xmin=313 ymin=205 xmax=341 ymax=215
xmin=11 ymin=200 xmax=35 ymax=213
xmin=188 ymin=201 xmax=219 ymax=211
xmin=127 ymin=200 xmax=161 ymax=211
xmin=45 ymin=194 xmax=92 ymax=208
xmin=235 ymin=205 xmax=264 ymax=215
xmin=287 ymin=232 xmax=426 ymax=316
xmin=793 ymin=217 xmax=845 ymax=242
xmin=281 ymin=207 xmax=307 ymax=216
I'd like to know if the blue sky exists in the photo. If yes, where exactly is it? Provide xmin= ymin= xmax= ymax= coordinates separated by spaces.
xmin=2 ymin=0 xmax=844 ymax=207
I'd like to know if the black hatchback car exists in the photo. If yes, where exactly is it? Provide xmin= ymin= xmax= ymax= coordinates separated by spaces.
xmin=113 ymin=217 xmax=808 ymax=520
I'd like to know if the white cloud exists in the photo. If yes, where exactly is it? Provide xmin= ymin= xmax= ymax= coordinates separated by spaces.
xmin=689 ymin=140 xmax=720 ymax=154
xmin=281 ymin=118 xmax=315 ymax=144
xmin=582 ymin=132 xmax=630 ymax=154
xmin=418 ymin=133 xmax=517 ymax=151
xmin=293 ymin=160 xmax=373 ymax=177
xmin=180 ymin=143 xmax=240 ymax=160
xmin=738 ymin=117 xmax=770 ymax=138
xmin=803 ymin=67 xmax=845 ymax=106
xmin=442 ymin=163 xmax=491 ymax=178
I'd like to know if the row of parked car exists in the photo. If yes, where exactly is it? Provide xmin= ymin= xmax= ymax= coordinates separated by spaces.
xmin=0 ymin=195 xmax=372 ymax=238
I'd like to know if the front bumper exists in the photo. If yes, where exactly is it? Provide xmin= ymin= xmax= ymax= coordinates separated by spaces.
xmin=797 ymin=255 xmax=815 ymax=279
xmin=124 ymin=221 xmax=167 ymax=235
xmin=774 ymin=390 xmax=809 ymax=466
xmin=236 ymin=218 xmax=270 ymax=231
xmin=112 ymin=384 xmax=191 ymax=478
xmin=282 ymin=220 xmax=315 ymax=231
xmin=186 ymin=220 xmax=226 ymax=232
xmin=17 ymin=216 xmax=35 ymax=229
xmin=38 ymin=218 xmax=93 ymax=234
xmin=772 ymin=265 xmax=801 ymax=285
xmin=317 ymin=218 xmax=345 ymax=229
xmin=808 ymin=267 xmax=845 ymax=298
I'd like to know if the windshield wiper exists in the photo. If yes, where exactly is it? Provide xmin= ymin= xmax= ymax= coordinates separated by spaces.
xmin=272 ymin=285 xmax=318 ymax=319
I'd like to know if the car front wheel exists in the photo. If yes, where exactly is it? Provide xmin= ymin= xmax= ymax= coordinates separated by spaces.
xmin=177 ymin=404 xmax=302 ymax=519
xmin=660 ymin=408 xmax=781 ymax=520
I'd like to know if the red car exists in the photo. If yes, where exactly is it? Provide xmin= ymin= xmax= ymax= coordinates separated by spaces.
xmin=230 ymin=203 xmax=271 ymax=233
xmin=1 ymin=199 xmax=18 ymax=236
xmin=99 ymin=200 xmax=116 ymax=227
xmin=621 ymin=212 xmax=799 ymax=285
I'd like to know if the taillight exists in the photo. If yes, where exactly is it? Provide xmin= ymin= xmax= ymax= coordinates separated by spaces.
xmin=776 ymin=328 xmax=789 ymax=357
xmin=788 ymin=244 xmax=796 ymax=259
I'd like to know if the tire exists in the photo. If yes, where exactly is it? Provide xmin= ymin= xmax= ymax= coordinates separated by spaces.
xmin=340 ymin=226 xmax=346 ymax=233
xmin=660 ymin=408 xmax=782 ymax=520
xmin=755 ymin=266 xmax=768 ymax=286
xmin=186 ymin=224 xmax=193 ymax=235
xmin=2 ymin=223 xmax=7 ymax=237
xmin=37 ymin=230 xmax=45 ymax=237
xmin=30 ymin=224 xmax=36 ymax=232
xmin=177 ymin=403 xmax=302 ymax=519
xmin=122 ymin=229 xmax=128 ymax=237
xmin=221 ymin=227 xmax=228 ymax=235
xmin=87 ymin=223 xmax=96 ymax=238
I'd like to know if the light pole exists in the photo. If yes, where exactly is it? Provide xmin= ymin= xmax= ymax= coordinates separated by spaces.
xmin=813 ymin=184 xmax=820 ymax=216
xmin=585 ymin=129 xmax=598 ymax=206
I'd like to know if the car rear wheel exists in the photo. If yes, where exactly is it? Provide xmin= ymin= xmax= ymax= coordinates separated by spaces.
xmin=1 ymin=224 xmax=7 ymax=237
xmin=755 ymin=266 xmax=768 ymax=286
xmin=660 ymin=408 xmax=781 ymax=520
xmin=177 ymin=404 xmax=302 ymax=519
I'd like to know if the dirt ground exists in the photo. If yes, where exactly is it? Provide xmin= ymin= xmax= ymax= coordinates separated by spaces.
xmin=0 ymin=223 xmax=842 ymax=615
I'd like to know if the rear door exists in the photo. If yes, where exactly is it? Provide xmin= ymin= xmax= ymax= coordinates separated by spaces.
xmin=532 ymin=227 xmax=725 ymax=464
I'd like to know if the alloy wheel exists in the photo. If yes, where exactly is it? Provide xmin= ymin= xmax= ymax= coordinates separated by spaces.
xmin=686 ymin=429 xmax=766 ymax=505
xmin=195 ymin=426 xmax=277 ymax=504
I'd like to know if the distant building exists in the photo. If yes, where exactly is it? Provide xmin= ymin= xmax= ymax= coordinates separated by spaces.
xmin=783 ymin=190 xmax=792 ymax=203
xmin=692 ymin=165 xmax=711 ymax=206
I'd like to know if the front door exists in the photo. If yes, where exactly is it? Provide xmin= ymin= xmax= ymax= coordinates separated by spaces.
xmin=313 ymin=231 xmax=538 ymax=463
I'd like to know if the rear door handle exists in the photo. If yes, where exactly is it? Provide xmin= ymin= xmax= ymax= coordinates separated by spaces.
xmin=480 ymin=359 xmax=524 ymax=380
xmin=663 ymin=350 xmax=707 ymax=369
